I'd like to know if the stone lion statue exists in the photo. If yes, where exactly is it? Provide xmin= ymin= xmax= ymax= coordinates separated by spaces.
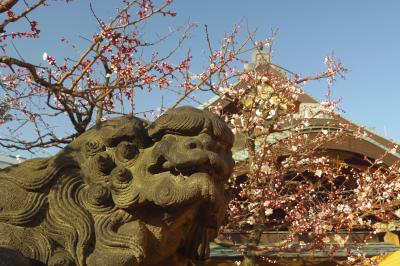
xmin=0 ymin=106 xmax=234 ymax=266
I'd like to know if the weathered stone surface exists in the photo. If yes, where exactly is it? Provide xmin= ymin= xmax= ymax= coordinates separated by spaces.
xmin=0 ymin=106 xmax=234 ymax=266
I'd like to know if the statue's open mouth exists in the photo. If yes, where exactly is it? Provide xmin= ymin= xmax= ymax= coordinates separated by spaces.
xmin=148 ymin=156 xmax=217 ymax=182
xmin=169 ymin=166 xmax=199 ymax=180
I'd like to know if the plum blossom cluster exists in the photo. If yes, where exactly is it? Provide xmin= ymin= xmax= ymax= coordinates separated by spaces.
xmin=0 ymin=1 xmax=264 ymax=156
xmin=0 ymin=20 xmax=40 ymax=42
xmin=209 ymin=56 xmax=400 ymax=264
xmin=0 ymin=0 xmax=48 ymax=48
xmin=0 ymin=0 xmax=205 ymax=151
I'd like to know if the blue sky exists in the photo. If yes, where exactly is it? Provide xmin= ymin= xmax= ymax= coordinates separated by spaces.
xmin=168 ymin=1 xmax=400 ymax=142
xmin=3 ymin=0 xmax=400 ymax=156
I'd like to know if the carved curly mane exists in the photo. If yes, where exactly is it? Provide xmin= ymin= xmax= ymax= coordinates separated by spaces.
xmin=0 ymin=115 xmax=150 ymax=265
xmin=0 ymin=157 xmax=88 ymax=264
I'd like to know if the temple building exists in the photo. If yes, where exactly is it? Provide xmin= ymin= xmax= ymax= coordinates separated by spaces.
xmin=199 ymin=51 xmax=400 ymax=265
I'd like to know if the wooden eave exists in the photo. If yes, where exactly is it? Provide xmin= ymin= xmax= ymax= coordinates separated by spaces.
xmin=199 ymin=63 xmax=399 ymax=166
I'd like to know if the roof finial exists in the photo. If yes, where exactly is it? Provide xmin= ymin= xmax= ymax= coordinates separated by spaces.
xmin=257 ymin=41 xmax=264 ymax=51
xmin=251 ymin=44 xmax=271 ymax=67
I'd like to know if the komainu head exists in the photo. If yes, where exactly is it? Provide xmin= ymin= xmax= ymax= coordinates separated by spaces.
xmin=0 ymin=106 xmax=234 ymax=266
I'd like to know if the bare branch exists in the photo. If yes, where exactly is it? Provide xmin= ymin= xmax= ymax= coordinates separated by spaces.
xmin=0 ymin=0 xmax=18 ymax=14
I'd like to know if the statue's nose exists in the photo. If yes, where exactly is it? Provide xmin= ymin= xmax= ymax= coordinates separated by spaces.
xmin=181 ymin=137 xmax=233 ymax=179
xmin=179 ymin=137 xmax=216 ymax=169
xmin=181 ymin=139 xmax=210 ymax=166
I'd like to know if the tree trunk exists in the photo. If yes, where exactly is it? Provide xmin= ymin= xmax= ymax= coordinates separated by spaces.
xmin=242 ymin=227 xmax=263 ymax=266
xmin=242 ymin=254 xmax=259 ymax=266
